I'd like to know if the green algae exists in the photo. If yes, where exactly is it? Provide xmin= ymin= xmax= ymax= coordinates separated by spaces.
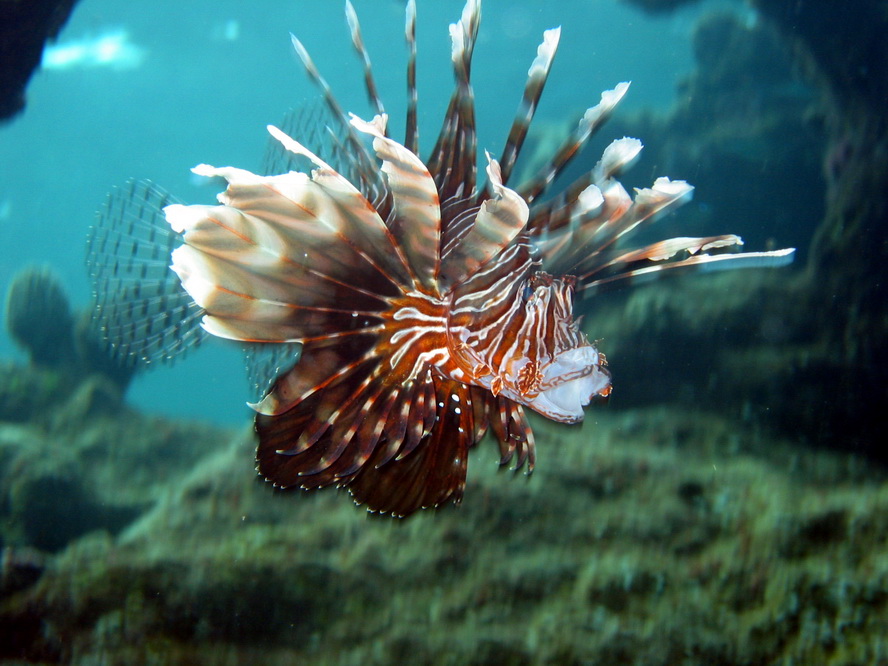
xmin=2 ymin=395 xmax=885 ymax=664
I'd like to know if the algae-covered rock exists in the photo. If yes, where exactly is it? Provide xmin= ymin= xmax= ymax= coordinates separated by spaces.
xmin=3 ymin=266 xmax=137 ymax=397
xmin=0 ymin=378 xmax=232 ymax=556
xmin=1 ymin=406 xmax=885 ymax=664
xmin=72 ymin=311 xmax=137 ymax=394
xmin=4 ymin=266 xmax=76 ymax=369
xmin=9 ymin=472 xmax=142 ymax=552
xmin=0 ymin=362 xmax=66 ymax=423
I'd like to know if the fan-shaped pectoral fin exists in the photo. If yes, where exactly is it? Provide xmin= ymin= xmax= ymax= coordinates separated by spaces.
xmin=350 ymin=113 xmax=443 ymax=294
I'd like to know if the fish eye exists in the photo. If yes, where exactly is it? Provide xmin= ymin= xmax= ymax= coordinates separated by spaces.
xmin=522 ymin=284 xmax=534 ymax=301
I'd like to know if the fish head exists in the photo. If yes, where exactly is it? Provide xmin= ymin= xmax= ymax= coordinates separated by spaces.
xmin=450 ymin=272 xmax=611 ymax=424
xmin=510 ymin=275 xmax=611 ymax=423
xmin=522 ymin=343 xmax=612 ymax=424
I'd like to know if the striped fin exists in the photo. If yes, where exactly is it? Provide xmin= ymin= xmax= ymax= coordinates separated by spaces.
xmin=489 ymin=398 xmax=536 ymax=473
xmin=168 ymin=241 xmax=385 ymax=344
xmin=534 ymin=179 xmax=630 ymax=274
xmin=581 ymin=247 xmax=797 ymax=295
xmin=345 ymin=0 xmax=385 ymax=117
xmin=289 ymin=33 xmax=382 ymax=193
xmin=572 ymin=177 xmax=693 ymax=276
xmin=498 ymin=27 xmax=561 ymax=186
xmin=256 ymin=346 xmax=485 ymax=516
xmin=393 ymin=368 xmax=437 ymax=462
xmin=261 ymin=101 xmax=324 ymax=177
xmin=347 ymin=377 xmax=479 ymax=515
xmin=526 ymin=127 xmax=797 ymax=295
xmin=439 ymin=153 xmax=528 ymax=289
xmin=426 ymin=0 xmax=481 ymax=204
xmin=255 ymin=337 xmax=386 ymax=484
xmin=86 ymin=179 xmax=206 ymax=366
xmin=519 ymin=82 xmax=630 ymax=205
xmin=166 ymin=153 xmax=414 ymax=343
xmin=244 ymin=341 xmax=302 ymax=405
xmin=595 ymin=137 xmax=643 ymax=181
xmin=439 ymin=196 xmax=482 ymax=262
xmin=449 ymin=238 xmax=536 ymax=333
xmin=261 ymin=100 xmax=386 ymax=212
xmin=252 ymin=335 xmax=374 ymax=416
xmin=599 ymin=235 xmax=743 ymax=266
xmin=541 ymin=175 xmax=694 ymax=276
xmin=350 ymin=113 xmax=442 ymax=294
xmin=404 ymin=0 xmax=419 ymax=153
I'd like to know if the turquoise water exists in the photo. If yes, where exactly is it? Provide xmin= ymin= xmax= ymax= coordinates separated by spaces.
xmin=1 ymin=0 xmax=708 ymax=425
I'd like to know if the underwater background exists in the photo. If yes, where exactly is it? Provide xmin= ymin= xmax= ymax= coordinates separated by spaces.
xmin=1 ymin=0 xmax=712 ymax=425
xmin=1 ymin=0 xmax=886 ymax=663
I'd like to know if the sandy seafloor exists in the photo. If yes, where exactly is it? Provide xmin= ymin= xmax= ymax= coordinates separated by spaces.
xmin=2 ymin=0 xmax=887 ymax=663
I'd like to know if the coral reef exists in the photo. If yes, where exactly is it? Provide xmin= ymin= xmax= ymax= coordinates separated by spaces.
xmin=4 ymin=267 xmax=77 ymax=369
xmin=525 ymin=5 xmax=888 ymax=462
xmin=745 ymin=0 xmax=888 ymax=459
xmin=0 ymin=381 xmax=885 ymax=663
xmin=3 ymin=266 xmax=136 ymax=398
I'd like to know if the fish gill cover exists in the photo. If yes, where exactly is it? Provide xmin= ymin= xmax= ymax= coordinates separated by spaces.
xmin=86 ymin=0 xmax=793 ymax=517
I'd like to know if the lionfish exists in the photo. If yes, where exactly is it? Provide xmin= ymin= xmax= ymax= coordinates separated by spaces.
xmin=87 ymin=0 xmax=793 ymax=516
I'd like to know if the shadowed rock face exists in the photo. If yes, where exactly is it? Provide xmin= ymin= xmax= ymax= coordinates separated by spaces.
xmin=3 ymin=267 xmax=136 ymax=406
xmin=0 ymin=0 xmax=80 ymax=121
xmin=11 ymin=475 xmax=143 ymax=552
xmin=746 ymin=0 xmax=888 ymax=457
xmin=5 ymin=267 xmax=76 ymax=369
xmin=620 ymin=0 xmax=703 ymax=14
xmin=557 ymin=2 xmax=887 ymax=460
xmin=1 ymin=395 xmax=885 ymax=664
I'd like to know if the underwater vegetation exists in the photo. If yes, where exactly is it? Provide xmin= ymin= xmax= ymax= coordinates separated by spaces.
xmin=1 ymin=266 xmax=135 ymax=425
xmin=1 ymin=402 xmax=886 ymax=663
xmin=622 ymin=0 xmax=888 ymax=463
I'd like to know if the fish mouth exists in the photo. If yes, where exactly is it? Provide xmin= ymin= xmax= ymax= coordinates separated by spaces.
xmin=525 ymin=346 xmax=612 ymax=423
xmin=533 ymin=366 xmax=612 ymax=423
